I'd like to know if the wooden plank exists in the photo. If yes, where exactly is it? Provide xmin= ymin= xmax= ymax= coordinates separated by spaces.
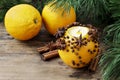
xmin=0 ymin=22 xmax=101 ymax=80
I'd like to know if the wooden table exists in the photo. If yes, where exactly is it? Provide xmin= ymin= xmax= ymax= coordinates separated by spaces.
xmin=0 ymin=23 xmax=101 ymax=80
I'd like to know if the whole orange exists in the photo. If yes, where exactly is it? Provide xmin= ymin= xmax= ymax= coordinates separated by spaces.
xmin=4 ymin=4 xmax=42 ymax=40
xmin=42 ymin=3 xmax=76 ymax=35
xmin=58 ymin=26 xmax=99 ymax=68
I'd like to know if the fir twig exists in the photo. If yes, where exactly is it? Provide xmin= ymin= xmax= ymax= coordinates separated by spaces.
xmin=47 ymin=0 xmax=110 ymax=27
xmin=103 ymin=0 xmax=120 ymax=44
xmin=100 ymin=0 xmax=120 ymax=80
xmin=76 ymin=0 xmax=110 ymax=26
xmin=99 ymin=45 xmax=120 ymax=80
xmin=103 ymin=20 xmax=120 ymax=44
xmin=109 ymin=0 xmax=120 ymax=20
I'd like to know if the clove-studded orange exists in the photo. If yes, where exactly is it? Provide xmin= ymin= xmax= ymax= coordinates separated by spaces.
xmin=58 ymin=25 xmax=99 ymax=68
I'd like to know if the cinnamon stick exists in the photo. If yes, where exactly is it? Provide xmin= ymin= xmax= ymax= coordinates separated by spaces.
xmin=88 ymin=57 xmax=99 ymax=71
xmin=37 ymin=42 xmax=56 ymax=54
xmin=37 ymin=39 xmax=65 ymax=61
xmin=40 ymin=50 xmax=59 ymax=61
xmin=37 ymin=46 xmax=50 ymax=54
xmin=88 ymin=49 xmax=101 ymax=72
xmin=37 ymin=39 xmax=65 ymax=53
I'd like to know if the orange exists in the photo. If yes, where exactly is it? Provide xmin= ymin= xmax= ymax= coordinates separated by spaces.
xmin=58 ymin=26 xmax=99 ymax=68
xmin=4 ymin=4 xmax=42 ymax=40
xmin=42 ymin=3 xmax=76 ymax=35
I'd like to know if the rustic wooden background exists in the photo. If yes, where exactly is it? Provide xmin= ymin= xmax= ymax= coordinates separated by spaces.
xmin=0 ymin=22 xmax=101 ymax=80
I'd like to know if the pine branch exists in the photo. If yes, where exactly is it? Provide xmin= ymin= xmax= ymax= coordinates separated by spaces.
xmin=99 ymin=45 xmax=120 ymax=80
xmin=47 ymin=0 xmax=110 ymax=27
xmin=76 ymin=0 xmax=110 ymax=27
xmin=100 ymin=1 xmax=120 ymax=80
xmin=103 ymin=0 xmax=120 ymax=44
xmin=109 ymin=0 xmax=120 ymax=20
xmin=103 ymin=20 xmax=120 ymax=44
xmin=46 ymin=0 xmax=74 ymax=14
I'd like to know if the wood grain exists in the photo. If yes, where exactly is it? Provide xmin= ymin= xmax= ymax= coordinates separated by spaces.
xmin=0 ymin=23 xmax=101 ymax=80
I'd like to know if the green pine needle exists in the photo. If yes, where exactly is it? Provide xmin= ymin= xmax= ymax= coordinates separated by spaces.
xmin=100 ymin=45 xmax=120 ymax=80
xmin=76 ymin=0 xmax=109 ymax=26
xmin=47 ymin=0 xmax=110 ymax=27
xmin=102 ymin=0 xmax=120 ymax=44
xmin=109 ymin=0 xmax=120 ymax=20
xmin=100 ymin=0 xmax=120 ymax=80
xmin=46 ymin=0 xmax=74 ymax=14
xmin=103 ymin=20 xmax=120 ymax=44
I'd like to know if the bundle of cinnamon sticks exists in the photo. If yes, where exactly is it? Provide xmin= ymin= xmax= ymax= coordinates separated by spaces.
xmin=37 ymin=39 xmax=65 ymax=61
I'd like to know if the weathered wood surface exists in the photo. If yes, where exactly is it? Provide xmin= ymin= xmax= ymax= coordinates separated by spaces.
xmin=0 ymin=23 xmax=101 ymax=80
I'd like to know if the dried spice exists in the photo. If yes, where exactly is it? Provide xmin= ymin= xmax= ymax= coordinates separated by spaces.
xmin=40 ymin=50 xmax=59 ymax=61
xmin=74 ymin=34 xmax=82 ymax=47
xmin=54 ymin=27 xmax=66 ymax=38
xmin=37 ymin=39 xmax=66 ymax=61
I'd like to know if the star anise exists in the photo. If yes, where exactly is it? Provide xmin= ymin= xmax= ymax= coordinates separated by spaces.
xmin=56 ymin=39 xmax=66 ymax=50
xmin=54 ymin=27 xmax=66 ymax=38
xmin=75 ymin=34 xmax=82 ymax=47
